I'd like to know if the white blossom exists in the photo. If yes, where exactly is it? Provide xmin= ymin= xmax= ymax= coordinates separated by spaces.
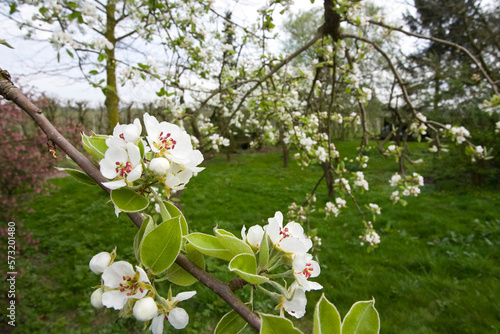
xmin=149 ymin=157 xmax=171 ymax=177
xmin=133 ymin=297 xmax=158 ymax=322
xmin=241 ymin=225 xmax=265 ymax=249
xmin=99 ymin=143 xmax=143 ymax=189
xmin=292 ymin=253 xmax=322 ymax=291
xmin=264 ymin=211 xmax=312 ymax=255
xmin=101 ymin=261 xmax=151 ymax=310
xmin=89 ymin=251 xmax=112 ymax=274
xmin=150 ymin=291 xmax=196 ymax=333
xmin=90 ymin=288 xmax=104 ymax=309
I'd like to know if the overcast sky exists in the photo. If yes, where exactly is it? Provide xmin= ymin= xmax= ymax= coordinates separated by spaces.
xmin=0 ymin=0 xmax=413 ymax=105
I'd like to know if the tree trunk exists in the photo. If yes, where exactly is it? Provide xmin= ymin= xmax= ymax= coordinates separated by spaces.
xmin=321 ymin=162 xmax=335 ymax=198
xmin=105 ymin=0 xmax=119 ymax=133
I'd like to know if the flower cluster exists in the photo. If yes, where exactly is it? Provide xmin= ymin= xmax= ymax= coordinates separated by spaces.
xmin=409 ymin=112 xmax=428 ymax=136
xmin=208 ymin=133 xmax=230 ymax=151
xmin=443 ymin=125 xmax=471 ymax=144
xmin=89 ymin=251 xmax=196 ymax=333
xmin=99 ymin=113 xmax=203 ymax=196
xmin=325 ymin=197 xmax=347 ymax=218
xmin=353 ymin=171 xmax=369 ymax=191
xmin=359 ymin=221 xmax=380 ymax=249
xmin=241 ymin=212 xmax=321 ymax=319
xmin=388 ymin=172 xmax=424 ymax=205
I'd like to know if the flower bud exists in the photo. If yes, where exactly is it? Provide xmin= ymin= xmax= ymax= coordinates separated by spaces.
xmin=133 ymin=297 xmax=158 ymax=321
xmin=89 ymin=252 xmax=112 ymax=274
xmin=90 ymin=288 xmax=104 ymax=309
xmin=149 ymin=157 xmax=171 ymax=176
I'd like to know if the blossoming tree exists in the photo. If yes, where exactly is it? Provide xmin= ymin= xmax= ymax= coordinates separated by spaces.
xmin=1 ymin=0 xmax=499 ymax=332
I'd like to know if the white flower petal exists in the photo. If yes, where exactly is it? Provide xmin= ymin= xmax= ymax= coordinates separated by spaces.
xmin=247 ymin=225 xmax=264 ymax=248
xmin=99 ymin=158 xmax=119 ymax=179
xmin=126 ymin=142 xmax=142 ymax=166
xmin=102 ymin=180 xmax=127 ymax=189
xmin=133 ymin=297 xmax=158 ymax=321
xmin=279 ymin=238 xmax=306 ymax=254
xmin=126 ymin=165 xmax=143 ymax=183
xmin=168 ymin=307 xmax=189 ymax=329
xmin=90 ymin=288 xmax=104 ymax=309
xmin=102 ymin=290 xmax=128 ymax=310
xmin=173 ymin=291 xmax=196 ymax=302
xmin=89 ymin=252 xmax=112 ymax=274
xmin=151 ymin=314 xmax=165 ymax=334
xmin=102 ymin=261 xmax=135 ymax=288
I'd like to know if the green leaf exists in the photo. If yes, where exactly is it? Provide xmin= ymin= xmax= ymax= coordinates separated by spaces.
xmin=165 ymin=244 xmax=204 ymax=286
xmin=341 ymin=300 xmax=380 ymax=334
xmin=141 ymin=216 xmax=182 ymax=274
xmin=229 ymin=254 xmax=268 ymax=285
xmin=9 ymin=3 xmax=17 ymax=14
xmin=55 ymin=167 xmax=96 ymax=186
xmin=134 ymin=215 xmax=156 ymax=263
xmin=215 ymin=228 xmax=254 ymax=257
xmin=258 ymin=232 xmax=269 ymax=270
xmin=0 ymin=39 xmax=14 ymax=49
xmin=184 ymin=233 xmax=233 ymax=261
xmin=82 ymin=133 xmax=109 ymax=161
xmin=313 ymin=294 xmax=341 ymax=334
xmin=260 ymin=314 xmax=303 ymax=334
xmin=163 ymin=201 xmax=188 ymax=236
xmin=97 ymin=53 xmax=107 ymax=62
xmin=66 ymin=49 xmax=74 ymax=58
xmin=214 ymin=309 xmax=248 ymax=334
xmin=111 ymin=188 xmax=149 ymax=213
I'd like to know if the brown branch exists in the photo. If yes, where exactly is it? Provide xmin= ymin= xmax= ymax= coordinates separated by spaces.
xmin=368 ymin=19 xmax=499 ymax=95
xmin=0 ymin=70 xmax=261 ymax=332
xmin=340 ymin=33 xmax=418 ymax=117
xmin=226 ymin=25 xmax=325 ymax=126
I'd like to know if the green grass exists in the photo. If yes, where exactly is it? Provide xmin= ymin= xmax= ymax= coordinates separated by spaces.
xmin=4 ymin=142 xmax=500 ymax=333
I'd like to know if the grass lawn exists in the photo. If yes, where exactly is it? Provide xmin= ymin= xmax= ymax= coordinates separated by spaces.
xmin=4 ymin=141 xmax=500 ymax=333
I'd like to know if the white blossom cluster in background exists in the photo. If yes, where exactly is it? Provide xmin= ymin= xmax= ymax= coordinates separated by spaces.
xmin=443 ymin=125 xmax=471 ymax=144
xmin=208 ymin=133 xmax=230 ymax=151
xmin=89 ymin=251 xmax=196 ymax=333
xmin=388 ymin=172 xmax=425 ymax=205
xmin=325 ymin=197 xmax=347 ymax=218
xmin=409 ymin=112 xmax=428 ymax=136
xmin=353 ymin=171 xmax=369 ymax=191
xmin=99 ymin=113 xmax=204 ymax=199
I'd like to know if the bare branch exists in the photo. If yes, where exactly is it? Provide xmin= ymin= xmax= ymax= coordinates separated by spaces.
xmin=368 ymin=19 xmax=499 ymax=95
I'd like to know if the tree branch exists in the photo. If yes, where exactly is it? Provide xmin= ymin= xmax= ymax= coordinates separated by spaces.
xmin=368 ymin=19 xmax=499 ymax=95
xmin=0 ymin=70 xmax=261 ymax=332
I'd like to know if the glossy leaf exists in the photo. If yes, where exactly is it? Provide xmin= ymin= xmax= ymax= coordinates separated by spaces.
xmin=165 ymin=244 xmax=204 ymax=286
xmin=111 ymin=188 xmax=149 ymax=212
xmin=313 ymin=294 xmax=341 ymax=334
xmin=55 ymin=167 xmax=96 ymax=186
xmin=185 ymin=233 xmax=233 ymax=261
xmin=82 ymin=133 xmax=109 ymax=161
xmin=341 ymin=300 xmax=380 ymax=334
xmin=215 ymin=228 xmax=253 ymax=257
xmin=260 ymin=314 xmax=303 ymax=334
xmin=229 ymin=254 xmax=268 ymax=285
xmin=141 ymin=216 xmax=182 ymax=274
xmin=133 ymin=215 xmax=156 ymax=262
xmin=163 ymin=200 xmax=188 ymax=236
xmin=214 ymin=309 xmax=248 ymax=334
xmin=258 ymin=232 xmax=269 ymax=270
